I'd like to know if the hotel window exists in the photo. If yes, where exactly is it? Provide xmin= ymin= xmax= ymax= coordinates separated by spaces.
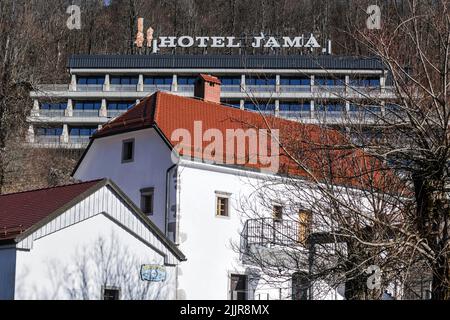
xmin=280 ymin=77 xmax=310 ymax=86
xmin=143 ymin=76 xmax=173 ymax=85
xmin=69 ymin=126 xmax=97 ymax=137
xmin=74 ymin=101 xmax=102 ymax=110
xmin=219 ymin=76 xmax=241 ymax=85
xmin=122 ymin=139 xmax=135 ymax=163
xmin=245 ymin=77 xmax=276 ymax=86
xmin=177 ymin=76 xmax=197 ymax=85
xmin=315 ymin=76 xmax=345 ymax=86
xmin=316 ymin=102 xmax=345 ymax=114
xmin=244 ymin=102 xmax=275 ymax=113
xmin=279 ymin=102 xmax=310 ymax=113
xmin=110 ymin=76 xmax=139 ymax=85
xmin=140 ymin=187 xmax=154 ymax=216
xmin=36 ymin=127 xmax=63 ymax=136
xmin=298 ymin=210 xmax=312 ymax=244
xmin=40 ymin=102 xmax=67 ymax=110
xmin=350 ymin=76 xmax=380 ymax=87
xmin=107 ymin=101 xmax=135 ymax=110
xmin=102 ymin=286 xmax=120 ymax=300
xmin=221 ymin=100 xmax=241 ymax=109
xmin=77 ymin=76 xmax=105 ymax=85
xmin=216 ymin=192 xmax=231 ymax=217
xmin=273 ymin=205 xmax=283 ymax=220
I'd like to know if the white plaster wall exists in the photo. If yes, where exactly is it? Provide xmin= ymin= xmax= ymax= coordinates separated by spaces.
xmin=176 ymin=163 xmax=344 ymax=300
xmin=0 ymin=247 xmax=16 ymax=300
xmin=74 ymin=128 xmax=174 ymax=231
xmin=14 ymin=214 xmax=177 ymax=300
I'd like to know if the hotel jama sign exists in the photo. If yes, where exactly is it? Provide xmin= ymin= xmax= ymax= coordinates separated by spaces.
xmin=134 ymin=18 xmax=329 ymax=53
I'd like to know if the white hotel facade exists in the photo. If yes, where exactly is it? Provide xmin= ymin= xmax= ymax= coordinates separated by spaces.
xmin=28 ymin=54 xmax=395 ymax=149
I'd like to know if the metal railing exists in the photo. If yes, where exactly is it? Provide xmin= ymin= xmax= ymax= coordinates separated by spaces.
xmin=222 ymin=85 xmax=242 ymax=92
xmin=75 ymin=84 xmax=104 ymax=92
xmin=241 ymin=218 xmax=301 ymax=254
xmin=35 ymin=84 xmax=70 ymax=92
xmin=246 ymin=85 xmax=277 ymax=93
xmin=108 ymin=84 xmax=138 ymax=92
xmin=72 ymin=110 xmax=101 ymax=117
xmin=279 ymin=85 xmax=311 ymax=93
xmin=312 ymin=85 xmax=346 ymax=94
xmin=35 ymin=136 xmax=61 ymax=144
xmin=143 ymin=84 xmax=172 ymax=92
xmin=107 ymin=110 xmax=127 ymax=118
xmin=69 ymin=136 xmax=91 ymax=145
xmin=38 ymin=110 xmax=66 ymax=117
xmin=177 ymin=84 xmax=195 ymax=93
xmin=279 ymin=110 xmax=311 ymax=119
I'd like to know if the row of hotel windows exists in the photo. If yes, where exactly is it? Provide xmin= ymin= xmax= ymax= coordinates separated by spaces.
xmin=76 ymin=75 xmax=381 ymax=87
xmin=36 ymin=126 xmax=98 ymax=136
xmin=41 ymin=100 xmax=391 ymax=111
xmin=40 ymin=101 xmax=135 ymax=110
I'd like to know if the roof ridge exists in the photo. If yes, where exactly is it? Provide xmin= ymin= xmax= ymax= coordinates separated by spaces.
xmin=0 ymin=179 xmax=105 ymax=197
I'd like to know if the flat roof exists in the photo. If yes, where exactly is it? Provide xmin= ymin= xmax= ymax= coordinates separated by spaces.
xmin=68 ymin=54 xmax=387 ymax=71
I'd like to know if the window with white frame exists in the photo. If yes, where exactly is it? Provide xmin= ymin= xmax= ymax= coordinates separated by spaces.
xmin=215 ymin=191 xmax=232 ymax=217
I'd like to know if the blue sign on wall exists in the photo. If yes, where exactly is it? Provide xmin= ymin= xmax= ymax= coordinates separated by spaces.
xmin=140 ymin=265 xmax=166 ymax=282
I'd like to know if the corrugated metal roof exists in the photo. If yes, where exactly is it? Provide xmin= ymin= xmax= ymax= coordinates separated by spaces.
xmin=68 ymin=54 xmax=386 ymax=70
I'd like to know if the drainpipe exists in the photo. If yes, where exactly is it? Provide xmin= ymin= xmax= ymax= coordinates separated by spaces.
xmin=165 ymin=164 xmax=177 ymax=237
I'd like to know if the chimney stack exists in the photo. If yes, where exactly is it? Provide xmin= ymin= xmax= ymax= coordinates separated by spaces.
xmin=195 ymin=74 xmax=221 ymax=104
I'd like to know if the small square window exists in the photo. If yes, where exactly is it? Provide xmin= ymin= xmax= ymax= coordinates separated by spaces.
xmin=102 ymin=286 xmax=120 ymax=300
xmin=140 ymin=187 xmax=154 ymax=216
xmin=216 ymin=197 xmax=229 ymax=217
xmin=273 ymin=205 xmax=283 ymax=220
xmin=122 ymin=139 xmax=134 ymax=163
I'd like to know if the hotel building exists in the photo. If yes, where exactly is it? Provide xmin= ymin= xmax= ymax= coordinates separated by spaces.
xmin=28 ymin=54 xmax=395 ymax=148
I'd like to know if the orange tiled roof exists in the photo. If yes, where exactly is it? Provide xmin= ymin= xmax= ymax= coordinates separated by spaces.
xmin=93 ymin=92 xmax=393 ymax=190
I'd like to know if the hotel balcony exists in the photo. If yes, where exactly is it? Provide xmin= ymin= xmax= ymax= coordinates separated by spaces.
xmin=240 ymin=218 xmax=311 ymax=266
xmin=32 ymin=135 xmax=91 ymax=149
xmin=240 ymin=218 xmax=312 ymax=270
xmin=31 ymin=82 xmax=395 ymax=101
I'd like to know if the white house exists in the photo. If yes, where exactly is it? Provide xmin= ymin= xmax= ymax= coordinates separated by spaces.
xmin=72 ymin=75 xmax=366 ymax=300
xmin=0 ymin=179 xmax=185 ymax=300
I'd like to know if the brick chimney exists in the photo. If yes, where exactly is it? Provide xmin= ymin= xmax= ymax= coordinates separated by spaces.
xmin=194 ymin=74 xmax=221 ymax=104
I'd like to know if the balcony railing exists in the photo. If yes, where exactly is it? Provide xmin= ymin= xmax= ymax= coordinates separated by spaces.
xmin=279 ymin=110 xmax=311 ymax=119
xmin=38 ymin=110 xmax=66 ymax=117
xmin=312 ymin=85 xmax=346 ymax=94
xmin=109 ymin=84 xmax=138 ymax=92
xmin=72 ymin=110 xmax=101 ymax=117
xmin=35 ymin=136 xmax=61 ymax=145
xmin=69 ymin=136 xmax=91 ymax=145
xmin=241 ymin=218 xmax=301 ymax=254
xmin=222 ymin=85 xmax=242 ymax=92
xmin=143 ymin=84 xmax=172 ymax=92
xmin=76 ymin=84 xmax=104 ymax=92
xmin=279 ymin=85 xmax=311 ymax=93
xmin=107 ymin=109 xmax=127 ymax=118
xmin=177 ymin=84 xmax=195 ymax=93
xmin=35 ymin=84 xmax=70 ymax=92
xmin=245 ymin=85 xmax=277 ymax=93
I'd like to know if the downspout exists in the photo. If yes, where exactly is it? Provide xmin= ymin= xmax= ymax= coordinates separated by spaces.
xmin=165 ymin=164 xmax=177 ymax=236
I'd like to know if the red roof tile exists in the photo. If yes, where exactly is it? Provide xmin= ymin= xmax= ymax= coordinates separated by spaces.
xmin=0 ymin=180 xmax=103 ymax=240
xmin=92 ymin=92 xmax=393 ymax=190
xmin=198 ymin=74 xmax=221 ymax=85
